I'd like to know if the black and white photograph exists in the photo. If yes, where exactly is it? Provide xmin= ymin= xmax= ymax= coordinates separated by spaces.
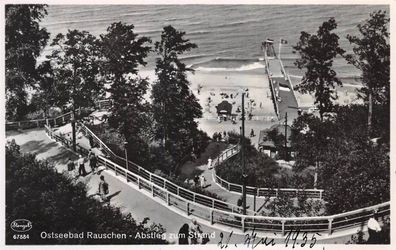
xmin=3 ymin=1 xmax=392 ymax=247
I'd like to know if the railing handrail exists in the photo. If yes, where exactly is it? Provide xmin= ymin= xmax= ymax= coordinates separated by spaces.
xmin=6 ymin=108 xmax=80 ymax=125
xmin=77 ymin=122 xmax=253 ymax=214
xmin=95 ymin=153 xmax=389 ymax=222
xmin=44 ymin=117 xmax=390 ymax=235
xmin=213 ymin=144 xmax=325 ymax=194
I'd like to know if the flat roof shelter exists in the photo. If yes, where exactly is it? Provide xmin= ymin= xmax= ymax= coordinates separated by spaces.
xmin=258 ymin=124 xmax=292 ymax=157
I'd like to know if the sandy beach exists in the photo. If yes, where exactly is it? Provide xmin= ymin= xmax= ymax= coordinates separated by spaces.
xmin=140 ymin=68 xmax=362 ymax=147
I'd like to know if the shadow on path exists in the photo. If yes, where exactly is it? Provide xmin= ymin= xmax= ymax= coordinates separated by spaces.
xmin=20 ymin=140 xmax=58 ymax=155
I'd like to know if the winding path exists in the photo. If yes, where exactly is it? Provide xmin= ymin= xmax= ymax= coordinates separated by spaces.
xmin=6 ymin=128 xmax=377 ymax=244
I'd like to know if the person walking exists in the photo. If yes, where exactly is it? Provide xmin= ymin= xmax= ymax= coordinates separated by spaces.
xmin=200 ymin=175 xmax=206 ymax=189
xmin=90 ymin=153 xmax=98 ymax=174
xmin=78 ymin=155 xmax=87 ymax=176
xmin=189 ymin=219 xmax=202 ymax=244
xmin=207 ymin=158 xmax=212 ymax=169
xmin=98 ymin=175 xmax=109 ymax=202
xmin=67 ymin=157 xmax=75 ymax=171
xmin=367 ymin=213 xmax=382 ymax=244
xmin=178 ymin=223 xmax=190 ymax=245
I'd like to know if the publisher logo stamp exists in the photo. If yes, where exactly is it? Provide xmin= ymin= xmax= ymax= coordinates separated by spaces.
xmin=10 ymin=219 xmax=32 ymax=233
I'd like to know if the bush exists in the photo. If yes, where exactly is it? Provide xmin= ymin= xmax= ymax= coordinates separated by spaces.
xmin=5 ymin=142 xmax=167 ymax=245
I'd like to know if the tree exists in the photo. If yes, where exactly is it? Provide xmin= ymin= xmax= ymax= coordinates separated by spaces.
xmin=320 ymin=141 xmax=389 ymax=214
xmin=290 ymin=113 xmax=335 ymax=172
xmin=151 ymin=25 xmax=205 ymax=173
xmin=345 ymin=10 xmax=390 ymax=138
xmin=5 ymin=4 xmax=50 ymax=120
xmin=48 ymin=30 xmax=102 ymax=110
xmin=29 ymin=61 xmax=59 ymax=119
xmin=100 ymin=22 xmax=152 ymax=166
xmin=5 ymin=142 xmax=167 ymax=244
xmin=293 ymin=18 xmax=345 ymax=121
xmin=48 ymin=29 xmax=102 ymax=150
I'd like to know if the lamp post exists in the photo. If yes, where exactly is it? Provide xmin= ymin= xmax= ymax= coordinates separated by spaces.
xmin=241 ymin=91 xmax=247 ymax=215
xmin=71 ymin=114 xmax=76 ymax=152
xmin=124 ymin=141 xmax=129 ymax=181
xmin=284 ymin=112 xmax=288 ymax=162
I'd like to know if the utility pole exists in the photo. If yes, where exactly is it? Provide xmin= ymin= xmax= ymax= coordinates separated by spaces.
xmin=241 ymin=92 xmax=247 ymax=215
xmin=284 ymin=112 xmax=288 ymax=162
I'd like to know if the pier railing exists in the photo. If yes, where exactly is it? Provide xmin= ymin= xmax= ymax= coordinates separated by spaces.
xmin=264 ymin=55 xmax=280 ymax=118
xmin=45 ymin=124 xmax=389 ymax=235
xmin=212 ymin=145 xmax=325 ymax=199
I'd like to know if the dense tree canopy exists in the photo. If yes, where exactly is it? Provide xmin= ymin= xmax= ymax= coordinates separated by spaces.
xmin=151 ymin=25 xmax=207 ymax=173
xmin=5 ymin=4 xmax=50 ymax=120
xmin=293 ymin=18 xmax=345 ymax=120
xmin=6 ymin=143 xmax=167 ymax=244
xmin=47 ymin=29 xmax=103 ymax=111
xmin=100 ymin=22 xmax=152 ymax=166
xmin=345 ymin=10 xmax=390 ymax=138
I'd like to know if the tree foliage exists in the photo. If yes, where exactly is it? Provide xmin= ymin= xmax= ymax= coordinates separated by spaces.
xmin=293 ymin=18 xmax=345 ymax=120
xmin=290 ymin=104 xmax=389 ymax=214
xmin=5 ymin=4 xmax=50 ymax=120
xmin=47 ymin=29 xmax=102 ymax=111
xmin=6 ymin=142 xmax=167 ymax=244
xmin=100 ymin=22 xmax=152 ymax=166
xmin=320 ymin=141 xmax=389 ymax=214
xmin=151 ymin=25 xmax=207 ymax=173
xmin=345 ymin=10 xmax=390 ymax=137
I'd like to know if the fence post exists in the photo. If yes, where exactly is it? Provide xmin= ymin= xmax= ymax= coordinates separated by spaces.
xmin=152 ymin=186 xmax=155 ymax=197
xmin=138 ymin=178 xmax=141 ymax=189
xmin=242 ymin=217 xmax=245 ymax=232
xmin=104 ymin=160 xmax=107 ymax=170
xmin=228 ymin=182 xmax=231 ymax=191
xmin=167 ymin=193 xmax=171 ymax=206
xmin=193 ymin=193 xmax=196 ymax=203
xmin=18 ymin=122 xmax=21 ymax=129
xmin=186 ymin=202 xmax=190 ymax=215
xmin=328 ymin=218 xmax=333 ymax=235
xmin=281 ymin=220 xmax=286 ymax=235
xmin=62 ymin=116 xmax=65 ymax=124
xmin=125 ymin=169 xmax=128 ymax=182
xmin=319 ymin=190 xmax=323 ymax=200
xmin=177 ymin=187 xmax=179 ymax=196
xmin=212 ymin=199 xmax=215 ymax=209
xmin=36 ymin=120 xmax=40 ymax=128
xmin=210 ymin=210 xmax=214 ymax=225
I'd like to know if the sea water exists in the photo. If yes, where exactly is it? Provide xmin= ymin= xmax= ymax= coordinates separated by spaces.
xmin=40 ymin=4 xmax=389 ymax=82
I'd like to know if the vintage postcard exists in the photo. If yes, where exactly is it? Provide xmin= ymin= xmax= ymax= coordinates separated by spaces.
xmin=2 ymin=0 xmax=393 ymax=249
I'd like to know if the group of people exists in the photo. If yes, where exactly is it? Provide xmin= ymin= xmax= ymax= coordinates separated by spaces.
xmin=193 ymin=174 xmax=207 ymax=189
xmin=66 ymin=150 xmax=109 ymax=202
xmin=178 ymin=219 xmax=208 ymax=245
xmin=66 ymin=150 xmax=98 ymax=177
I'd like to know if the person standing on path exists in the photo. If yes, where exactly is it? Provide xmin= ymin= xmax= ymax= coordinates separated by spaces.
xmin=207 ymin=158 xmax=212 ymax=169
xmin=189 ymin=219 xmax=202 ymax=244
xmin=78 ymin=155 xmax=87 ymax=176
xmin=178 ymin=223 xmax=190 ymax=245
xmin=200 ymin=175 xmax=206 ymax=189
xmin=98 ymin=175 xmax=109 ymax=202
xmin=67 ymin=157 xmax=75 ymax=171
xmin=90 ymin=153 xmax=98 ymax=174
xmin=367 ymin=213 xmax=382 ymax=244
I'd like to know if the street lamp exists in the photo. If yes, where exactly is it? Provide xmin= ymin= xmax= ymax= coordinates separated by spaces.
xmin=124 ymin=141 xmax=129 ymax=181
xmin=239 ymin=90 xmax=247 ymax=215
xmin=71 ymin=115 xmax=76 ymax=152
